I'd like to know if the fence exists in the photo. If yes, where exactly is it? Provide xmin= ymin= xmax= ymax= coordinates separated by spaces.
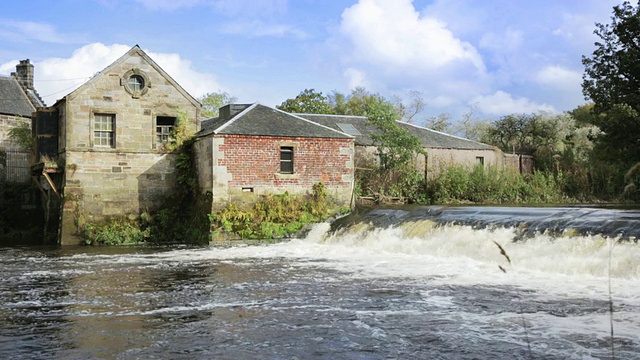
xmin=0 ymin=150 xmax=31 ymax=184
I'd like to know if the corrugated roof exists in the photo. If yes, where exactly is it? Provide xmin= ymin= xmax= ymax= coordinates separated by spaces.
xmin=298 ymin=113 xmax=494 ymax=150
xmin=0 ymin=76 xmax=35 ymax=117
xmin=197 ymin=104 xmax=353 ymax=139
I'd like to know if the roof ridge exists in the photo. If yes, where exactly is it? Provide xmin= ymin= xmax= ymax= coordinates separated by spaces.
xmin=277 ymin=108 xmax=354 ymax=138
xmin=296 ymin=113 xmax=368 ymax=119
xmin=398 ymin=121 xmax=491 ymax=146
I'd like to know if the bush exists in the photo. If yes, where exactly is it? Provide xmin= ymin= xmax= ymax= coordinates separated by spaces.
xmin=209 ymin=182 xmax=340 ymax=240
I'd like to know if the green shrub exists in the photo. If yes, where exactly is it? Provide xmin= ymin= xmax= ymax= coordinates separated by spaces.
xmin=209 ymin=182 xmax=340 ymax=240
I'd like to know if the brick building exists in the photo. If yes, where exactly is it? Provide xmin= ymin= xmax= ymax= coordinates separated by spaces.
xmin=194 ymin=104 xmax=355 ymax=210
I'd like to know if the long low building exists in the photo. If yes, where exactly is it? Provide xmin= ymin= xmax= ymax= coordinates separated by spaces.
xmin=296 ymin=113 xmax=514 ymax=177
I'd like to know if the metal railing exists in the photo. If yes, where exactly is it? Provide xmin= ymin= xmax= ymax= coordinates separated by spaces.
xmin=0 ymin=150 xmax=31 ymax=184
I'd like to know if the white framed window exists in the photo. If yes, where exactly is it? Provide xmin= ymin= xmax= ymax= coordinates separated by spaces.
xmin=94 ymin=114 xmax=115 ymax=147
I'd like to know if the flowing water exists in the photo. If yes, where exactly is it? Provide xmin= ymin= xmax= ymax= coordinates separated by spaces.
xmin=1 ymin=206 xmax=639 ymax=359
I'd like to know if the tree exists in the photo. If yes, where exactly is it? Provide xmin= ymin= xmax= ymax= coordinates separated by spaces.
xmin=582 ymin=1 xmax=640 ymax=162
xmin=276 ymin=89 xmax=332 ymax=114
xmin=481 ymin=113 xmax=558 ymax=155
xmin=198 ymin=92 xmax=237 ymax=118
xmin=365 ymin=95 xmax=425 ymax=170
xmin=425 ymin=113 xmax=452 ymax=133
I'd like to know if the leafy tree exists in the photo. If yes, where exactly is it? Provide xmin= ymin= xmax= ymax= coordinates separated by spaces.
xmin=582 ymin=1 xmax=640 ymax=163
xmin=198 ymin=92 xmax=237 ymax=118
xmin=365 ymin=94 xmax=426 ymax=170
xmin=276 ymin=89 xmax=332 ymax=114
xmin=480 ymin=113 xmax=558 ymax=155
xmin=8 ymin=123 xmax=35 ymax=155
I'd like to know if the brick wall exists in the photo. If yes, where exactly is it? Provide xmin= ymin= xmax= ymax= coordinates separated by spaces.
xmin=199 ymin=134 xmax=354 ymax=207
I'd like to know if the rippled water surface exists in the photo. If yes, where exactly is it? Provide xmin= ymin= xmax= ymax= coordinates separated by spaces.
xmin=2 ymin=206 xmax=640 ymax=359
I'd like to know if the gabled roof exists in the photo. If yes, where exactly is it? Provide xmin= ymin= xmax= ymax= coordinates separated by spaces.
xmin=0 ymin=76 xmax=35 ymax=117
xmin=198 ymin=103 xmax=353 ymax=139
xmin=63 ymin=45 xmax=199 ymax=108
xmin=298 ymin=113 xmax=495 ymax=150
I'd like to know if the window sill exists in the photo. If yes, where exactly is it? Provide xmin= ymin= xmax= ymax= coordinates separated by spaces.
xmin=275 ymin=173 xmax=299 ymax=179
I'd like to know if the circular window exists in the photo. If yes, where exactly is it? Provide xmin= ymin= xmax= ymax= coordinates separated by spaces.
xmin=122 ymin=69 xmax=150 ymax=98
xmin=128 ymin=75 xmax=145 ymax=92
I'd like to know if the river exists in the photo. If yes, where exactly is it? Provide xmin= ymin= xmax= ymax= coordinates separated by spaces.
xmin=1 ymin=206 xmax=639 ymax=359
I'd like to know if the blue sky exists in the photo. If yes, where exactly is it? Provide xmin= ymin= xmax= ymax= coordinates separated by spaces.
xmin=0 ymin=0 xmax=621 ymax=124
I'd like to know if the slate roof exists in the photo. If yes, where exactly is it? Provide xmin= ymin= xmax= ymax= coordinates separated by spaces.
xmin=298 ymin=114 xmax=495 ymax=150
xmin=0 ymin=76 xmax=36 ymax=117
xmin=198 ymin=103 xmax=353 ymax=139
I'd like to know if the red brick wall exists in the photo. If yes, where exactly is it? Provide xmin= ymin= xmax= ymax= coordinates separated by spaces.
xmin=218 ymin=135 xmax=353 ymax=190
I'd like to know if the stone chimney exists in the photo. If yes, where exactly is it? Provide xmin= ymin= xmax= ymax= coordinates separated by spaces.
xmin=11 ymin=59 xmax=35 ymax=90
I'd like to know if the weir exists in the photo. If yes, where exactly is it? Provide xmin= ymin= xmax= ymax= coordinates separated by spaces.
xmin=1 ymin=205 xmax=640 ymax=358
xmin=331 ymin=205 xmax=640 ymax=240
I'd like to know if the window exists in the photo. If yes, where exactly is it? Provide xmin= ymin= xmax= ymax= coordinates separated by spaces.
xmin=476 ymin=156 xmax=485 ymax=166
xmin=122 ymin=69 xmax=150 ymax=98
xmin=128 ymin=75 xmax=145 ymax=92
xmin=94 ymin=114 xmax=115 ymax=147
xmin=280 ymin=146 xmax=294 ymax=173
xmin=336 ymin=123 xmax=362 ymax=136
xmin=156 ymin=116 xmax=176 ymax=146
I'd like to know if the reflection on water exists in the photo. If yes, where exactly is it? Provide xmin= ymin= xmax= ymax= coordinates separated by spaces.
xmin=1 ymin=206 xmax=640 ymax=359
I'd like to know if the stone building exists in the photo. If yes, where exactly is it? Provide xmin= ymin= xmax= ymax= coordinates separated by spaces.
xmin=33 ymin=45 xmax=201 ymax=244
xmin=194 ymin=104 xmax=355 ymax=210
xmin=0 ymin=60 xmax=45 ymax=183
xmin=298 ymin=114 xmax=510 ymax=177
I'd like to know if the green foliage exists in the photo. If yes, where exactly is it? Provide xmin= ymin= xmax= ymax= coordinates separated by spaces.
xmin=198 ymin=91 xmax=237 ymax=118
xmin=356 ymin=160 xmax=426 ymax=204
xmin=83 ymin=218 xmax=149 ymax=246
xmin=160 ymin=109 xmax=194 ymax=153
xmin=480 ymin=113 xmax=559 ymax=155
xmin=209 ymin=183 xmax=339 ymax=240
xmin=8 ymin=122 xmax=35 ymax=155
xmin=426 ymin=164 xmax=566 ymax=204
xmin=277 ymin=89 xmax=333 ymax=114
xmin=582 ymin=1 xmax=640 ymax=164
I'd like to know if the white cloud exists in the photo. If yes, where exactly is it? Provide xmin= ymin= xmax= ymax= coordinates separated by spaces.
xmin=344 ymin=68 xmax=368 ymax=89
xmin=471 ymin=91 xmax=556 ymax=116
xmin=535 ymin=65 xmax=582 ymax=89
xmin=0 ymin=43 xmax=222 ymax=105
xmin=340 ymin=0 xmax=484 ymax=72
xmin=146 ymin=50 xmax=222 ymax=99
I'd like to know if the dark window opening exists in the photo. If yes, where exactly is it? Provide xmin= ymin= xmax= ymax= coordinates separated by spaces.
xmin=156 ymin=116 xmax=176 ymax=145
xmin=476 ymin=156 xmax=485 ymax=166
xmin=280 ymin=146 xmax=294 ymax=174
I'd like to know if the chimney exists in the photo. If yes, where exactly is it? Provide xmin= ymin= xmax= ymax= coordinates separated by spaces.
xmin=218 ymin=104 xmax=251 ymax=120
xmin=11 ymin=59 xmax=35 ymax=90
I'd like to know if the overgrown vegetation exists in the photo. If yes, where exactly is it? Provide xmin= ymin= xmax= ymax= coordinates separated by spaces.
xmin=209 ymin=182 xmax=349 ymax=240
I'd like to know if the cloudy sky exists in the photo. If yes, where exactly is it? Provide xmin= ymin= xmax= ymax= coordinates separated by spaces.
xmin=0 ymin=0 xmax=621 ymax=123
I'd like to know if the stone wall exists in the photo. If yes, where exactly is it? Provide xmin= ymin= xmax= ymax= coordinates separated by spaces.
xmin=196 ymin=135 xmax=354 ymax=209
xmin=56 ymin=49 xmax=200 ymax=245
xmin=0 ymin=114 xmax=30 ymax=151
